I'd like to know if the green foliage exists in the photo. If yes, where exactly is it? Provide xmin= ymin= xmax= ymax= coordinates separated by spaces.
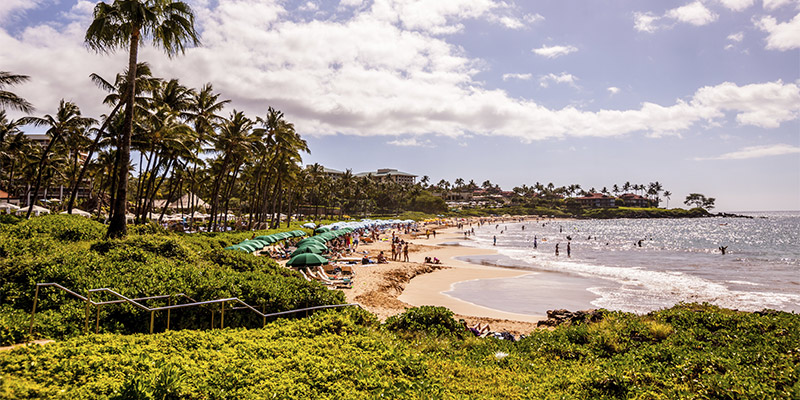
xmin=0 ymin=214 xmax=22 ymax=225
xmin=1 ymin=304 xmax=797 ymax=399
xmin=384 ymin=306 xmax=467 ymax=338
xmin=581 ymin=207 xmax=711 ymax=219
xmin=404 ymin=192 xmax=447 ymax=214
xmin=0 ymin=217 xmax=343 ymax=345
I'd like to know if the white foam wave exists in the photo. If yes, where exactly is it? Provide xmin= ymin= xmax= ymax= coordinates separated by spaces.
xmin=492 ymin=247 xmax=800 ymax=313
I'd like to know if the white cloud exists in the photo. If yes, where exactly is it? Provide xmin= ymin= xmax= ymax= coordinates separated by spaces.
xmin=607 ymin=87 xmax=621 ymax=95
xmin=762 ymin=0 xmax=797 ymax=10
xmin=388 ymin=137 xmax=434 ymax=147
xmin=728 ymin=31 xmax=745 ymax=41
xmin=532 ymin=44 xmax=578 ymax=58
xmin=666 ymin=1 xmax=719 ymax=26
xmin=2 ymin=0 xmax=799 ymax=145
xmin=502 ymin=73 xmax=532 ymax=81
xmin=696 ymin=144 xmax=800 ymax=160
xmin=340 ymin=0 xmax=364 ymax=6
xmin=718 ymin=0 xmax=755 ymax=11
xmin=539 ymin=72 xmax=578 ymax=88
xmin=756 ymin=13 xmax=800 ymax=50
xmin=299 ymin=2 xmax=318 ymax=12
xmin=634 ymin=12 xmax=662 ymax=33
xmin=0 ymin=0 xmax=43 ymax=23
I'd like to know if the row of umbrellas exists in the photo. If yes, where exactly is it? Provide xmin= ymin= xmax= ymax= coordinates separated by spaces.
xmin=286 ymin=227 xmax=359 ymax=266
xmin=224 ymin=230 xmax=308 ymax=253
xmin=315 ymin=218 xmax=415 ymax=233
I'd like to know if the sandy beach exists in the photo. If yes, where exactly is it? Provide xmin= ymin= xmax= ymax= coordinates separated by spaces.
xmin=341 ymin=222 xmax=546 ymax=335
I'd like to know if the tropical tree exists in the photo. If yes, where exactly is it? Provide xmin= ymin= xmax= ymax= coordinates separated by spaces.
xmin=20 ymin=100 xmax=96 ymax=218
xmin=663 ymin=190 xmax=672 ymax=208
xmin=67 ymin=63 xmax=160 ymax=214
xmin=0 ymin=71 xmax=34 ymax=113
xmin=86 ymin=0 xmax=200 ymax=237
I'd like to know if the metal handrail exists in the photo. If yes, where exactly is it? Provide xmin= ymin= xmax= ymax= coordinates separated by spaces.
xmin=28 ymin=282 xmax=362 ymax=337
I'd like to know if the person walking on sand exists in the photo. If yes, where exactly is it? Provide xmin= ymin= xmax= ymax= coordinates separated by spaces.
xmin=555 ymin=243 xmax=560 ymax=256
xmin=403 ymin=243 xmax=409 ymax=262
xmin=567 ymin=242 xmax=571 ymax=258
xmin=391 ymin=242 xmax=397 ymax=261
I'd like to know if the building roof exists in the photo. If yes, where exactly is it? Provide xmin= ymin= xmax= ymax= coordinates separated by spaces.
xmin=355 ymin=168 xmax=416 ymax=178
xmin=322 ymin=167 xmax=344 ymax=175
xmin=576 ymin=193 xmax=613 ymax=200
xmin=619 ymin=193 xmax=649 ymax=200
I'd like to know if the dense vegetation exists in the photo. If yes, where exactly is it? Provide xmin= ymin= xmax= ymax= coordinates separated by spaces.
xmin=580 ymin=207 xmax=712 ymax=219
xmin=1 ymin=304 xmax=798 ymax=399
xmin=0 ymin=215 xmax=343 ymax=345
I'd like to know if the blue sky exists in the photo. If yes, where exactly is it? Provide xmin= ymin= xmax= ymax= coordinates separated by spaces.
xmin=1 ymin=0 xmax=798 ymax=211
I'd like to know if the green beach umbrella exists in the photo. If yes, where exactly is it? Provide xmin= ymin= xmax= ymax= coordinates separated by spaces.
xmin=291 ymin=245 xmax=325 ymax=257
xmin=287 ymin=253 xmax=329 ymax=267
xmin=296 ymin=242 xmax=327 ymax=253
xmin=296 ymin=237 xmax=323 ymax=246
xmin=315 ymin=227 xmax=331 ymax=233
xmin=255 ymin=235 xmax=278 ymax=243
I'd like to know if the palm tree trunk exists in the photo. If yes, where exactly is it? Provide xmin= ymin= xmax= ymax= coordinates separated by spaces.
xmin=26 ymin=134 xmax=60 ymax=218
xmin=107 ymin=30 xmax=140 ymax=238
xmin=6 ymin=161 xmax=15 ymax=203
xmin=222 ymin=164 xmax=240 ymax=231
xmin=66 ymin=98 xmax=125 ymax=214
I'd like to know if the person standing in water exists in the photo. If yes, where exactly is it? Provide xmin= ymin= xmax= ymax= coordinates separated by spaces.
xmin=719 ymin=246 xmax=728 ymax=255
xmin=493 ymin=236 xmax=497 ymax=246
xmin=555 ymin=243 xmax=560 ymax=256
xmin=533 ymin=236 xmax=538 ymax=249
xmin=567 ymin=242 xmax=571 ymax=258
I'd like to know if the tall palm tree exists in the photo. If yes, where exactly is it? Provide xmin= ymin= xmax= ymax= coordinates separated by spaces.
xmin=86 ymin=0 xmax=200 ymax=237
xmin=21 ymin=100 xmax=96 ymax=218
xmin=67 ymin=63 xmax=160 ymax=214
xmin=0 ymin=71 xmax=34 ymax=113
xmin=663 ymin=190 xmax=672 ymax=208
xmin=208 ymin=110 xmax=255 ymax=230
xmin=185 ymin=83 xmax=229 ymax=224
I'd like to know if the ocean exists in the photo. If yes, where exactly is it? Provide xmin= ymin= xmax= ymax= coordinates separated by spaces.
xmin=445 ymin=212 xmax=800 ymax=315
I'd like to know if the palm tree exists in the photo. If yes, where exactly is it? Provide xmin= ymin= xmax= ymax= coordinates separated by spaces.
xmin=86 ymin=0 xmax=200 ymax=237
xmin=185 ymin=83 xmax=229 ymax=225
xmin=663 ymin=190 xmax=672 ymax=208
xmin=66 ymin=63 xmax=160 ymax=214
xmin=0 ymin=113 xmax=34 ymax=202
xmin=21 ymin=100 xmax=96 ymax=218
xmin=0 ymin=71 xmax=34 ymax=113
xmin=208 ymin=110 xmax=255 ymax=230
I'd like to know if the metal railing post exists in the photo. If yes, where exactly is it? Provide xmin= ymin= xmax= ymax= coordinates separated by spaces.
xmin=95 ymin=303 xmax=100 ymax=334
xmin=28 ymin=285 xmax=40 ymax=340
xmin=211 ymin=310 xmax=214 ymax=329
xmin=149 ymin=311 xmax=154 ymax=334
xmin=84 ymin=291 xmax=91 ymax=335
xmin=220 ymin=302 xmax=225 ymax=329
xmin=167 ymin=297 xmax=171 ymax=331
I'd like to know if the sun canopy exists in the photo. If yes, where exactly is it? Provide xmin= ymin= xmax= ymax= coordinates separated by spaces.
xmin=287 ymin=253 xmax=329 ymax=267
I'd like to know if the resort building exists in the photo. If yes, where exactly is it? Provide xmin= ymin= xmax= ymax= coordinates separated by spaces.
xmin=618 ymin=193 xmax=654 ymax=208
xmin=321 ymin=167 xmax=345 ymax=179
xmin=16 ymin=133 xmax=93 ymax=205
xmin=355 ymin=168 xmax=417 ymax=185
xmin=575 ymin=193 xmax=616 ymax=208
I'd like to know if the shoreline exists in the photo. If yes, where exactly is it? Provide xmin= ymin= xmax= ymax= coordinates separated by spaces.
xmin=343 ymin=222 xmax=554 ymax=334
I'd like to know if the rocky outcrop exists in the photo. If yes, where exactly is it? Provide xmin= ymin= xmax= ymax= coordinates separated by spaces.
xmin=537 ymin=309 xmax=604 ymax=327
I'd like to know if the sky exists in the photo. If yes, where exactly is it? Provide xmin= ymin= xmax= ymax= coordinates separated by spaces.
xmin=1 ymin=0 xmax=799 ymax=211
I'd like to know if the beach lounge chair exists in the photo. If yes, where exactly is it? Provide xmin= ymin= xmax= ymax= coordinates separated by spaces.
xmin=306 ymin=268 xmax=352 ymax=289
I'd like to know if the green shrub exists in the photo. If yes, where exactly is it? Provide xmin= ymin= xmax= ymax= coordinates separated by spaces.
xmin=384 ymin=306 xmax=467 ymax=338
